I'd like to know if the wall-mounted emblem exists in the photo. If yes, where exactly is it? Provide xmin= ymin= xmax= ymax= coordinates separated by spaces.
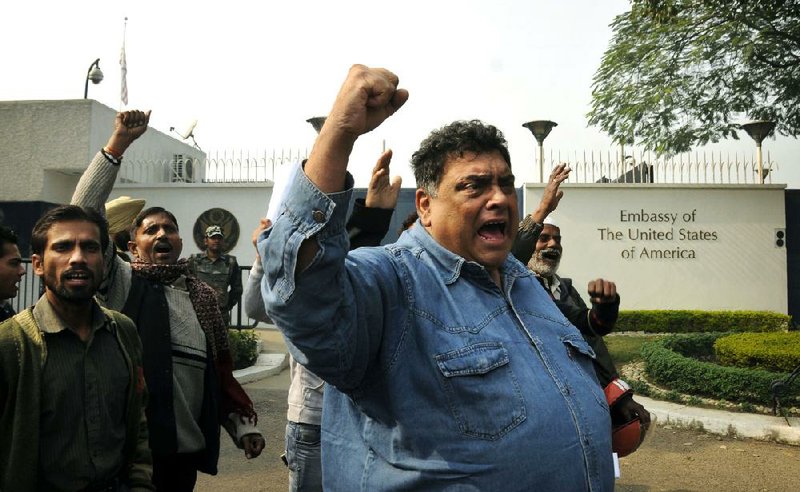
xmin=193 ymin=208 xmax=240 ymax=253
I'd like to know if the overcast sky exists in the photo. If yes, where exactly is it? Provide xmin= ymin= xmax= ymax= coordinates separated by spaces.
xmin=3 ymin=0 xmax=798 ymax=187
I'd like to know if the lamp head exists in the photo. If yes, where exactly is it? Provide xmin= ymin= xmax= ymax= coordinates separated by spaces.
xmin=522 ymin=120 xmax=558 ymax=145
xmin=306 ymin=116 xmax=327 ymax=134
xmin=740 ymin=121 xmax=776 ymax=146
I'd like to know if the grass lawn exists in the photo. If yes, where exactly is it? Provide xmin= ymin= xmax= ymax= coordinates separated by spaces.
xmin=605 ymin=334 xmax=665 ymax=366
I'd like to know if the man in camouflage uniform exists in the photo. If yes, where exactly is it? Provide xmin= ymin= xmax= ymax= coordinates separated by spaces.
xmin=188 ymin=226 xmax=242 ymax=326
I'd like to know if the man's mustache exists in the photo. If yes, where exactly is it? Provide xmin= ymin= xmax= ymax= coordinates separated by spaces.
xmin=538 ymin=248 xmax=562 ymax=260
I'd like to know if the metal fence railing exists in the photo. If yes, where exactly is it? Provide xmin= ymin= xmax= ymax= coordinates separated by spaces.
xmin=535 ymin=149 xmax=777 ymax=185
xmin=117 ymin=149 xmax=309 ymax=185
xmin=118 ymin=147 xmax=778 ymax=186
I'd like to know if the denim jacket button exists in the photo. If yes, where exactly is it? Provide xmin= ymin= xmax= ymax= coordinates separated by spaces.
xmin=312 ymin=210 xmax=326 ymax=223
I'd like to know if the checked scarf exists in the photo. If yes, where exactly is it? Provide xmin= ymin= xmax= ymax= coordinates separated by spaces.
xmin=130 ymin=259 xmax=229 ymax=359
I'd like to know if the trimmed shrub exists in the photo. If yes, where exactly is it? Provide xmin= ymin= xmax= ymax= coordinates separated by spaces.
xmin=715 ymin=332 xmax=800 ymax=373
xmin=617 ymin=310 xmax=789 ymax=333
xmin=228 ymin=329 xmax=260 ymax=370
xmin=641 ymin=333 xmax=800 ymax=406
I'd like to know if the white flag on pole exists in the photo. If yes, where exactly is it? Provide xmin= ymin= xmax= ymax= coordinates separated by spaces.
xmin=120 ymin=43 xmax=128 ymax=105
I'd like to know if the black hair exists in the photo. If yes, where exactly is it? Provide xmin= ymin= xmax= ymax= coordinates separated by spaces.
xmin=0 ymin=225 xmax=18 ymax=255
xmin=130 ymin=207 xmax=179 ymax=238
xmin=400 ymin=211 xmax=418 ymax=234
xmin=30 ymin=205 xmax=109 ymax=256
xmin=113 ymin=230 xmax=131 ymax=253
xmin=411 ymin=119 xmax=511 ymax=196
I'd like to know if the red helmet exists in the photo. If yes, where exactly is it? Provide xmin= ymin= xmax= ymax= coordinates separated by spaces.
xmin=604 ymin=378 xmax=647 ymax=457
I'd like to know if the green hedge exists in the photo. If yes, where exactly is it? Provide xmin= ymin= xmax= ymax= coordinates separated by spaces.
xmin=715 ymin=332 xmax=800 ymax=373
xmin=641 ymin=333 xmax=800 ymax=406
xmin=617 ymin=310 xmax=790 ymax=333
xmin=228 ymin=329 xmax=260 ymax=370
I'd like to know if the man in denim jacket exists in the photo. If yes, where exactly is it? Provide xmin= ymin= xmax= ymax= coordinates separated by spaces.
xmin=260 ymin=65 xmax=614 ymax=491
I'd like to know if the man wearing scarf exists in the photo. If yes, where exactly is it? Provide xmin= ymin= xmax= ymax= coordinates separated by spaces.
xmin=71 ymin=110 xmax=264 ymax=491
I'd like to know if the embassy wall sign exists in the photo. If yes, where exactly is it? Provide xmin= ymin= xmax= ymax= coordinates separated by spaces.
xmin=598 ymin=208 xmax=719 ymax=260
xmin=523 ymin=184 xmax=787 ymax=311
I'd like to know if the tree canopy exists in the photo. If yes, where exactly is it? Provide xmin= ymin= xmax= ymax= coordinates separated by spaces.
xmin=588 ymin=0 xmax=800 ymax=154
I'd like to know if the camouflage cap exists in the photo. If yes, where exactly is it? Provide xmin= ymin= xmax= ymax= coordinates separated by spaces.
xmin=205 ymin=225 xmax=224 ymax=238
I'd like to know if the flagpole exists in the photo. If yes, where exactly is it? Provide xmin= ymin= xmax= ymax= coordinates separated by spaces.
xmin=120 ymin=17 xmax=129 ymax=110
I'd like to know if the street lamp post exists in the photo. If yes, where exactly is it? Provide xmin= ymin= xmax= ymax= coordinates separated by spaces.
xmin=522 ymin=120 xmax=558 ymax=182
xmin=83 ymin=58 xmax=104 ymax=99
xmin=306 ymin=116 xmax=327 ymax=134
xmin=740 ymin=121 xmax=776 ymax=184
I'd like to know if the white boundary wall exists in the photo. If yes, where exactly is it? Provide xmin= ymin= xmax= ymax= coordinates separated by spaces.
xmin=107 ymin=181 xmax=789 ymax=314
xmin=523 ymin=183 xmax=788 ymax=313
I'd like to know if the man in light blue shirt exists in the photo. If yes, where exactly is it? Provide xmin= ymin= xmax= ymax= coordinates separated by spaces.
xmin=260 ymin=64 xmax=614 ymax=491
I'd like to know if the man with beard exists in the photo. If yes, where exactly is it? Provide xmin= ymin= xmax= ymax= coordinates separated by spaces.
xmin=0 ymin=205 xmax=152 ymax=491
xmin=71 ymin=110 xmax=264 ymax=491
xmin=260 ymin=65 xmax=614 ymax=490
xmin=512 ymin=167 xmax=650 ymax=453
xmin=188 ymin=225 xmax=242 ymax=324
xmin=0 ymin=226 xmax=26 ymax=321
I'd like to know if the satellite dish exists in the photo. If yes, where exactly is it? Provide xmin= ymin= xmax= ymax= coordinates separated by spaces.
xmin=169 ymin=119 xmax=202 ymax=151
xmin=180 ymin=119 xmax=198 ymax=140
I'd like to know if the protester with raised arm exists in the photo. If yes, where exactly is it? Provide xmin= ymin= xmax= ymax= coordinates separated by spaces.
xmin=71 ymin=110 xmax=263 ymax=491
xmin=260 ymin=65 xmax=613 ymax=491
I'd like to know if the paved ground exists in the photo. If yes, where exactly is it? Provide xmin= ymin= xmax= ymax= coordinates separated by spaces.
xmin=616 ymin=424 xmax=800 ymax=491
xmin=196 ymin=370 xmax=291 ymax=492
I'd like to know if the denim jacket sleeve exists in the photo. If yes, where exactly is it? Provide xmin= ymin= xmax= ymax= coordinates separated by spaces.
xmin=258 ymin=168 xmax=399 ymax=392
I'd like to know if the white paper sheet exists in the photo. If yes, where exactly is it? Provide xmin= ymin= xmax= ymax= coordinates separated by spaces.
xmin=266 ymin=161 xmax=302 ymax=222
